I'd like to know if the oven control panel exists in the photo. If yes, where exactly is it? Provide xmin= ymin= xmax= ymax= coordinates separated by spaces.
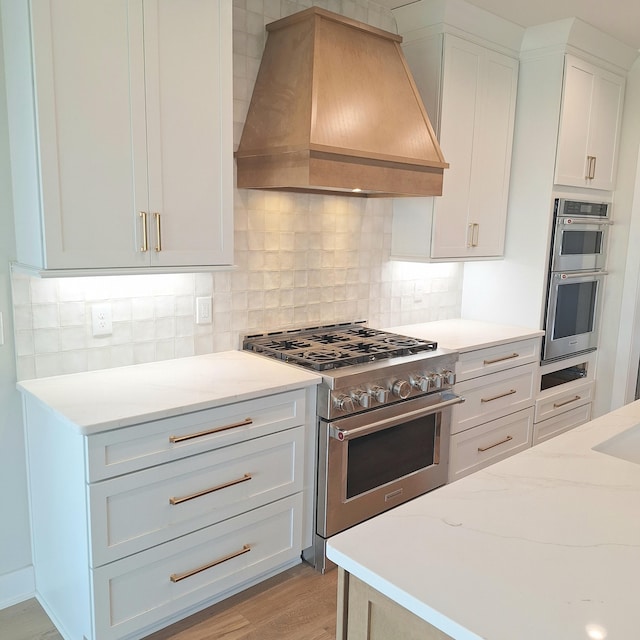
xmin=318 ymin=352 xmax=458 ymax=420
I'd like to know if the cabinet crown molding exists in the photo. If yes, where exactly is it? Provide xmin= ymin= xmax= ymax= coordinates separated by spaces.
xmin=521 ymin=17 xmax=638 ymax=72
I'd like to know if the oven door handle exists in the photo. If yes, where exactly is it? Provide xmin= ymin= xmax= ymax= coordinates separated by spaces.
xmin=329 ymin=393 xmax=465 ymax=441
xmin=556 ymin=270 xmax=608 ymax=279
xmin=559 ymin=217 xmax=613 ymax=226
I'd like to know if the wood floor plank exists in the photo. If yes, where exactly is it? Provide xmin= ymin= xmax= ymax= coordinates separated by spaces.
xmin=0 ymin=564 xmax=338 ymax=640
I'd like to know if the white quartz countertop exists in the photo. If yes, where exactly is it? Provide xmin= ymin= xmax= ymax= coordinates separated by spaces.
xmin=386 ymin=319 xmax=544 ymax=352
xmin=17 ymin=351 xmax=320 ymax=435
xmin=327 ymin=400 xmax=640 ymax=640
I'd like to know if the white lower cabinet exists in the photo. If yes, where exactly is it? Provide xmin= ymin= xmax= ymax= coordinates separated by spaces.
xmin=23 ymin=388 xmax=309 ymax=640
xmin=450 ymin=408 xmax=534 ymax=482
xmin=533 ymin=403 xmax=592 ymax=446
xmin=449 ymin=337 xmax=540 ymax=482
xmin=92 ymin=495 xmax=302 ymax=640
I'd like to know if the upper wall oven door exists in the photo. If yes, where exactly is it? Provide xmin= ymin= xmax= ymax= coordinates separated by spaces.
xmin=551 ymin=216 xmax=611 ymax=272
xmin=551 ymin=198 xmax=611 ymax=272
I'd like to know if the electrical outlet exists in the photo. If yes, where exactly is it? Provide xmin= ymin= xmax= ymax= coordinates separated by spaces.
xmin=196 ymin=296 xmax=213 ymax=324
xmin=91 ymin=303 xmax=113 ymax=337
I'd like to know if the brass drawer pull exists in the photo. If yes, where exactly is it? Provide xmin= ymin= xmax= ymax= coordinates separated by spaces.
xmin=154 ymin=212 xmax=162 ymax=252
xmin=481 ymin=389 xmax=517 ymax=403
xmin=170 ymin=544 xmax=251 ymax=583
xmin=553 ymin=395 xmax=581 ymax=409
xmin=483 ymin=353 xmax=519 ymax=365
xmin=170 ymin=418 xmax=253 ymax=444
xmin=169 ymin=473 xmax=252 ymax=505
xmin=139 ymin=211 xmax=148 ymax=252
xmin=478 ymin=435 xmax=513 ymax=452
xmin=467 ymin=222 xmax=480 ymax=247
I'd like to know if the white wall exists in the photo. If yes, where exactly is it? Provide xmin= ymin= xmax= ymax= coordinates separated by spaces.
xmin=0 ymin=8 xmax=32 ymax=607
xmin=608 ymin=58 xmax=640 ymax=410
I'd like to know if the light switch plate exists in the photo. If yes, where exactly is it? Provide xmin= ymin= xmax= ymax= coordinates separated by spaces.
xmin=196 ymin=296 xmax=213 ymax=324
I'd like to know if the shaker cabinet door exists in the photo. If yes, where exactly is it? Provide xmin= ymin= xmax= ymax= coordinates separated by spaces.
xmin=28 ymin=0 xmax=149 ymax=269
xmin=555 ymin=55 xmax=625 ymax=191
xmin=143 ymin=0 xmax=233 ymax=267
xmin=431 ymin=36 xmax=518 ymax=259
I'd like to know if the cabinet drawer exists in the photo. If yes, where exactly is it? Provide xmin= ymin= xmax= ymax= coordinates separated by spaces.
xmin=533 ymin=403 xmax=591 ymax=446
xmin=456 ymin=338 xmax=540 ymax=382
xmin=92 ymin=494 xmax=302 ymax=640
xmin=452 ymin=363 xmax=535 ymax=434
xmin=86 ymin=389 xmax=306 ymax=481
xmin=89 ymin=426 xmax=304 ymax=566
xmin=534 ymin=381 xmax=593 ymax=423
xmin=449 ymin=408 xmax=533 ymax=482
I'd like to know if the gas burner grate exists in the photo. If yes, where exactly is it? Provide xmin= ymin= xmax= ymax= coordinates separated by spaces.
xmin=242 ymin=323 xmax=438 ymax=371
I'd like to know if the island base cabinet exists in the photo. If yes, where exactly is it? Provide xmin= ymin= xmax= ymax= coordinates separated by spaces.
xmin=338 ymin=570 xmax=453 ymax=640
xmin=93 ymin=494 xmax=302 ymax=640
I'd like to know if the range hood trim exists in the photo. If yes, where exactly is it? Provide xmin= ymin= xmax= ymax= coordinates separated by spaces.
xmin=236 ymin=7 xmax=448 ymax=198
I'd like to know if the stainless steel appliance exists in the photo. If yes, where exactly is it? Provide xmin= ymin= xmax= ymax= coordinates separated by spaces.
xmin=550 ymin=198 xmax=611 ymax=272
xmin=542 ymin=198 xmax=610 ymax=364
xmin=243 ymin=322 xmax=462 ymax=572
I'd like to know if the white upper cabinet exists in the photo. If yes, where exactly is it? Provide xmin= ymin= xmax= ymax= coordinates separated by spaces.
xmin=554 ymin=55 xmax=625 ymax=191
xmin=392 ymin=33 xmax=518 ymax=261
xmin=2 ymin=0 xmax=233 ymax=273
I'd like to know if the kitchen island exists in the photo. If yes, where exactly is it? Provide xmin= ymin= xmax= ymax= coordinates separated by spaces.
xmin=327 ymin=398 xmax=640 ymax=639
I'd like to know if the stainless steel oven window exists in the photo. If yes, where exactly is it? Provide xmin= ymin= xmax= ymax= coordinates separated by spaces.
xmin=559 ymin=228 xmax=603 ymax=256
xmin=552 ymin=279 xmax=598 ymax=339
xmin=345 ymin=412 xmax=438 ymax=499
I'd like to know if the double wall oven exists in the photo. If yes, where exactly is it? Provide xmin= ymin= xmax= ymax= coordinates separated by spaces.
xmin=243 ymin=323 xmax=462 ymax=572
xmin=542 ymin=198 xmax=611 ymax=363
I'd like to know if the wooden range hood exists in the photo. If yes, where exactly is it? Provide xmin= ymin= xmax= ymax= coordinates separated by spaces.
xmin=235 ymin=7 xmax=448 ymax=198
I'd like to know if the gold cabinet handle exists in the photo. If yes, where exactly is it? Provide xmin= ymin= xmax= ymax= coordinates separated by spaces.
xmin=481 ymin=389 xmax=517 ymax=403
xmin=553 ymin=395 xmax=581 ymax=409
xmin=586 ymin=155 xmax=597 ymax=180
xmin=478 ymin=435 xmax=513 ymax=452
xmin=170 ymin=544 xmax=251 ymax=583
xmin=467 ymin=222 xmax=480 ymax=247
xmin=169 ymin=418 xmax=253 ymax=444
xmin=169 ymin=473 xmax=252 ymax=505
xmin=139 ymin=211 xmax=148 ymax=252
xmin=154 ymin=212 xmax=162 ymax=251
xmin=483 ymin=353 xmax=519 ymax=365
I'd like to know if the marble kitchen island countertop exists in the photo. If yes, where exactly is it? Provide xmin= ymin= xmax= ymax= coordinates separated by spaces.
xmin=17 ymin=351 xmax=321 ymax=435
xmin=327 ymin=399 xmax=640 ymax=640
xmin=386 ymin=318 xmax=544 ymax=352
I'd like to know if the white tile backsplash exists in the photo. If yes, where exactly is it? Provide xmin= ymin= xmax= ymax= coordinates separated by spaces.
xmin=10 ymin=0 xmax=464 ymax=381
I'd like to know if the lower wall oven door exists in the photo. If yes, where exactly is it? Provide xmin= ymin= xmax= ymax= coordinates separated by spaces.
xmin=317 ymin=391 xmax=462 ymax=539
xmin=543 ymin=270 xmax=606 ymax=363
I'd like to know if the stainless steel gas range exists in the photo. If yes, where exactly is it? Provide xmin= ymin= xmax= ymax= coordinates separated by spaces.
xmin=243 ymin=321 xmax=462 ymax=572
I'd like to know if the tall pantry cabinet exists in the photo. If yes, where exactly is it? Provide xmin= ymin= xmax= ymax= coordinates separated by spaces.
xmin=391 ymin=1 xmax=522 ymax=261
xmin=1 ymin=0 xmax=233 ymax=273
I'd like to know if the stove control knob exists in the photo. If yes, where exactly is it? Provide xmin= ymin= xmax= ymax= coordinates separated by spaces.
xmin=392 ymin=380 xmax=412 ymax=399
xmin=410 ymin=375 xmax=429 ymax=392
xmin=351 ymin=389 xmax=370 ymax=409
xmin=369 ymin=385 xmax=389 ymax=404
xmin=428 ymin=374 xmax=443 ymax=391
xmin=442 ymin=370 xmax=456 ymax=385
xmin=333 ymin=394 xmax=355 ymax=413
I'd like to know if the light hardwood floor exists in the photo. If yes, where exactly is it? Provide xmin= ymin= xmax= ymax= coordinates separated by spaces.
xmin=0 ymin=563 xmax=338 ymax=640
